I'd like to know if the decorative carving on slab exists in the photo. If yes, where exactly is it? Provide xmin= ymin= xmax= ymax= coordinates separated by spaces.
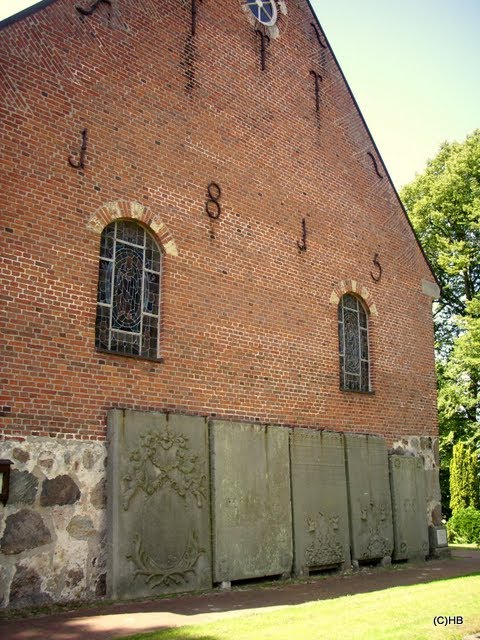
xmin=127 ymin=530 xmax=204 ymax=589
xmin=361 ymin=501 xmax=391 ymax=559
xmin=122 ymin=428 xmax=207 ymax=510
xmin=403 ymin=498 xmax=417 ymax=513
xmin=304 ymin=512 xmax=343 ymax=567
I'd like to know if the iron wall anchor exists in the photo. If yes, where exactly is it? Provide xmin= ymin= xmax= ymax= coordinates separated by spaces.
xmin=205 ymin=182 xmax=222 ymax=219
xmin=311 ymin=22 xmax=327 ymax=49
xmin=370 ymin=253 xmax=382 ymax=282
xmin=255 ymin=30 xmax=270 ymax=72
xmin=191 ymin=0 xmax=202 ymax=36
xmin=309 ymin=70 xmax=323 ymax=113
xmin=68 ymin=128 xmax=88 ymax=170
xmin=297 ymin=217 xmax=307 ymax=251
xmin=75 ymin=0 xmax=112 ymax=19
xmin=367 ymin=152 xmax=384 ymax=179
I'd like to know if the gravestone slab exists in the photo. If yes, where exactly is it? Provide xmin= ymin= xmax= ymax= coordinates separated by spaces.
xmin=210 ymin=421 xmax=292 ymax=582
xmin=389 ymin=456 xmax=429 ymax=560
xmin=107 ymin=410 xmax=211 ymax=599
xmin=344 ymin=434 xmax=393 ymax=562
xmin=290 ymin=430 xmax=350 ymax=575
xmin=425 ymin=468 xmax=442 ymax=525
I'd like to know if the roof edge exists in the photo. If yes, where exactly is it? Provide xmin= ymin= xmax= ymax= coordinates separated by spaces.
xmin=304 ymin=0 xmax=441 ymax=290
xmin=0 ymin=0 xmax=56 ymax=30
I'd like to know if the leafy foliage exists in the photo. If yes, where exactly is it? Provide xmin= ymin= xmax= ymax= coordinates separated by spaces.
xmin=447 ymin=507 xmax=480 ymax=545
xmin=401 ymin=130 xmax=480 ymax=335
xmin=449 ymin=442 xmax=480 ymax=512
xmin=401 ymin=130 xmax=480 ymax=470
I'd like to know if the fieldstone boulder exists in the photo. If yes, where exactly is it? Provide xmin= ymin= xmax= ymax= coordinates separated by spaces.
xmin=0 ymin=510 xmax=52 ymax=555
xmin=40 ymin=475 xmax=80 ymax=506
xmin=12 ymin=448 xmax=30 ymax=463
xmin=90 ymin=479 xmax=105 ymax=509
xmin=38 ymin=457 xmax=54 ymax=470
xmin=82 ymin=449 xmax=100 ymax=470
xmin=9 ymin=565 xmax=52 ymax=609
xmin=66 ymin=568 xmax=84 ymax=586
xmin=96 ymin=573 xmax=106 ymax=597
xmin=67 ymin=516 xmax=95 ymax=540
xmin=8 ymin=470 xmax=38 ymax=505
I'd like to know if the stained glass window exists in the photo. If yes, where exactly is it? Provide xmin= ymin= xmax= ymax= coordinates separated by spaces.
xmin=245 ymin=0 xmax=278 ymax=26
xmin=95 ymin=220 xmax=162 ymax=359
xmin=338 ymin=294 xmax=370 ymax=392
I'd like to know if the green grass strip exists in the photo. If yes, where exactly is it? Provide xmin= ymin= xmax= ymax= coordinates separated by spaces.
xmin=120 ymin=574 xmax=480 ymax=640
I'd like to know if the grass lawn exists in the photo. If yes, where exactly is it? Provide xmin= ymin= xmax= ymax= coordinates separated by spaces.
xmin=450 ymin=543 xmax=480 ymax=549
xmin=119 ymin=574 xmax=480 ymax=640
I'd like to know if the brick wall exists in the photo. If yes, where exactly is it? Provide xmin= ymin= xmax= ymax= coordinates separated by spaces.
xmin=0 ymin=0 xmax=438 ymax=445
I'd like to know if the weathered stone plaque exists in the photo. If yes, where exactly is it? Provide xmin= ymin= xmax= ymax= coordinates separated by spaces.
xmin=290 ymin=430 xmax=350 ymax=575
xmin=425 ymin=467 xmax=442 ymax=526
xmin=389 ymin=455 xmax=429 ymax=560
xmin=210 ymin=421 xmax=292 ymax=582
xmin=107 ymin=410 xmax=211 ymax=599
xmin=344 ymin=434 xmax=393 ymax=562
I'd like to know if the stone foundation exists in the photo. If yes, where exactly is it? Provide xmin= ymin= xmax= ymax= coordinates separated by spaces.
xmin=0 ymin=438 xmax=106 ymax=608
xmin=0 ymin=422 xmax=444 ymax=609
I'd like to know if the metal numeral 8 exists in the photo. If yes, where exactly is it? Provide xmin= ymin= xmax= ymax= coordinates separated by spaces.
xmin=205 ymin=182 xmax=221 ymax=219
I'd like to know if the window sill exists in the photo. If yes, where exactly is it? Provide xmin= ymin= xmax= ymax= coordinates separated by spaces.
xmin=95 ymin=348 xmax=164 ymax=364
xmin=340 ymin=388 xmax=375 ymax=395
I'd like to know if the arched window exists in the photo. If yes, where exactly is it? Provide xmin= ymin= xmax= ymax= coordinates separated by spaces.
xmin=338 ymin=294 xmax=370 ymax=392
xmin=95 ymin=220 xmax=162 ymax=359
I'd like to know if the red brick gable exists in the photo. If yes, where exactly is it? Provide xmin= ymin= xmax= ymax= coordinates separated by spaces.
xmin=0 ymin=0 xmax=438 ymax=443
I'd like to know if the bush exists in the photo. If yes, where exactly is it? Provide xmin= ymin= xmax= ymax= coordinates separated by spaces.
xmin=447 ymin=507 xmax=480 ymax=544
xmin=449 ymin=442 xmax=480 ymax=512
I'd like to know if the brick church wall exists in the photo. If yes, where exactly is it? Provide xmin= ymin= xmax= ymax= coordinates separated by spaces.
xmin=0 ymin=0 xmax=438 ymax=444
xmin=0 ymin=0 xmax=441 ymax=608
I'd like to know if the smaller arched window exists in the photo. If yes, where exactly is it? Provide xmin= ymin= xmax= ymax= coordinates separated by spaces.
xmin=338 ymin=294 xmax=370 ymax=392
xmin=95 ymin=220 xmax=162 ymax=359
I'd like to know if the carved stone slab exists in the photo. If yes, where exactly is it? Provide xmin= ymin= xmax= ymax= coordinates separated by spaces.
xmin=210 ymin=421 xmax=292 ymax=582
xmin=424 ymin=467 xmax=442 ymax=526
xmin=107 ymin=410 xmax=211 ymax=599
xmin=389 ymin=456 xmax=429 ymax=560
xmin=290 ymin=429 xmax=350 ymax=575
xmin=344 ymin=434 xmax=393 ymax=562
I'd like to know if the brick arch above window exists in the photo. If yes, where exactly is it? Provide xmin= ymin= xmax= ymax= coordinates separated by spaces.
xmin=86 ymin=201 xmax=178 ymax=257
xmin=329 ymin=279 xmax=378 ymax=316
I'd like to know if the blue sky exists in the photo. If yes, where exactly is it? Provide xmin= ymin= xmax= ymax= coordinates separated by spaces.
xmin=2 ymin=0 xmax=479 ymax=189
xmin=313 ymin=0 xmax=480 ymax=187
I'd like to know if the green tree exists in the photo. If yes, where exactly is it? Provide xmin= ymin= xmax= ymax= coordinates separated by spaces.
xmin=401 ymin=130 xmax=480 ymax=462
xmin=450 ymin=442 xmax=480 ymax=511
